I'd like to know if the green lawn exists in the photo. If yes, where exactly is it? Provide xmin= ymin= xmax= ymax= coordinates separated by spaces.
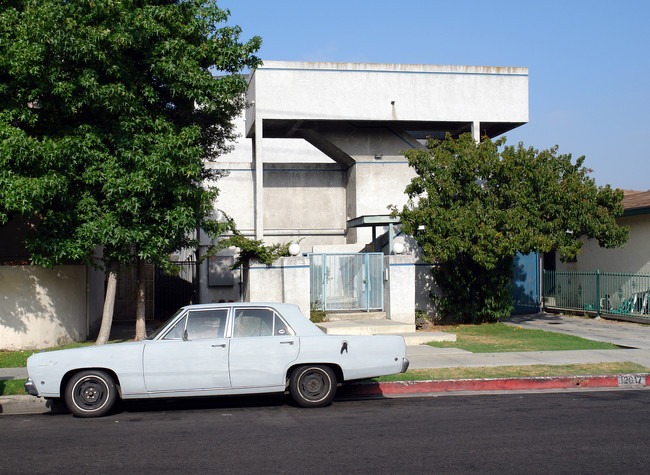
xmin=426 ymin=322 xmax=620 ymax=352
xmin=0 ymin=379 xmax=29 ymax=396
xmin=0 ymin=340 xmax=125 ymax=368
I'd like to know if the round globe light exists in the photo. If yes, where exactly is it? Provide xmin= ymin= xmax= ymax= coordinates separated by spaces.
xmin=288 ymin=243 xmax=301 ymax=256
xmin=393 ymin=242 xmax=405 ymax=254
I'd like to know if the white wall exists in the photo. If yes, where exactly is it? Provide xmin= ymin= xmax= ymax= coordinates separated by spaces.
xmin=0 ymin=265 xmax=91 ymax=350
xmin=244 ymin=257 xmax=311 ymax=317
xmin=556 ymin=214 xmax=650 ymax=274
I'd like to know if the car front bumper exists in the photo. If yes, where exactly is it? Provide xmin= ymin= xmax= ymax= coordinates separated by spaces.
xmin=24 ymin=378 xmax=39 ymax=396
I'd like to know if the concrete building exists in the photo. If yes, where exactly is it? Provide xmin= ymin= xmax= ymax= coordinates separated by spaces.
xmin=200 ymin=61 xmax=529 ymax=325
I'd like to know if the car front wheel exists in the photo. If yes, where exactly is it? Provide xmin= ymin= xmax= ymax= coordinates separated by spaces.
xmin=289 ymin=365 xmax=337 ymax=407
xmin=64 ymin=370 xmax=117 ymax=417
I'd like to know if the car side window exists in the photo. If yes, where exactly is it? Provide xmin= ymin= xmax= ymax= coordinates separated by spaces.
xmin=185 ymin=309 xmax=227 ymax=340
xmin=163 ymin=316 xmax=186 ymax=340
xmin=233 ymin=309 xmax=274 ymax=337
xmin=274 ymin=315 xmax=291 ymax=336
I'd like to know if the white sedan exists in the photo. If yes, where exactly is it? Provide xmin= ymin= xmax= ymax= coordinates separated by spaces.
xmin=25 ymin=302 xmax=409 ymax=417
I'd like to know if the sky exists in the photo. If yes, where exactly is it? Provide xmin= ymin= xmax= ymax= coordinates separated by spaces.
xmin=222 ymin=0 xmax=649 ymax=191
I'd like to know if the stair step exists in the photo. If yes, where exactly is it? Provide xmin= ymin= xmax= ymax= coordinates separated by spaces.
xmin=315 ymin=320 xmax=457 ymax=344
xmin=325 ymin=312 xmax=387 ymax=321
xmin=316 ymin=319 xmax=415 ymax=335
xmin=400 ymin=331 xmax=457 ymax=345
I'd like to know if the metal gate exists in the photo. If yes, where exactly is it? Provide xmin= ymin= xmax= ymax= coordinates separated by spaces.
xmin=309 ymin=253 xmax=384 ymax=312
xmin=154 ymin=260 xmax=197 ymax=321
xmin=512 ymin=252 xmax=540 ymax=314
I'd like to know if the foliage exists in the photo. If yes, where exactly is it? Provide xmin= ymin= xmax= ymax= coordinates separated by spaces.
xmin=397 ymin=133 xmax=629 ymax=323
xmin=310 ymin=300 xmax=327 ymax=323
xmin=414 ymin=308 xmax=435 ymax=329
xmin=208 ymin=231 xmax=294 ymax=267
xmin=0 ymin=0 xmax=261 ymax=272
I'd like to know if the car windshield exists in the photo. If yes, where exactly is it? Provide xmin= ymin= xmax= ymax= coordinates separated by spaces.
xmin=145 ymin=309 xmax=185 ymax=340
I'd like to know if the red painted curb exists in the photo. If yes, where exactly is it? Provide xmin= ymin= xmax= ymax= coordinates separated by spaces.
xmin=341 ymin=373 xmax=650 ymax=397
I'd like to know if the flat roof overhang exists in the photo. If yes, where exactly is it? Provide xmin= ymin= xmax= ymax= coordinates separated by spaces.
xmin=250 ymin=119 xmax=526 ymax=140
xmin=347 ymin=215 xmax=402 ymax=254
xmin=347 ymin=215 xmax=401 ymax=228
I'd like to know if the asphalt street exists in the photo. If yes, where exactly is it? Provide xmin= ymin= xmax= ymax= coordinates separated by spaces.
xmin=3 ymin=390 xmax=649 ymax=474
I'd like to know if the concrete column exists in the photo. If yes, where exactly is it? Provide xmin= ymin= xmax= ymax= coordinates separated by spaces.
xmin=471 ymin=120 xmax=481 ymax=142
xmin=280 ymin=256 xmax=311 ymax=318
xmin=384 ymin=254 xmax=415 ymax=325
xmin=253 ymin=118 xmax=264 ymax=240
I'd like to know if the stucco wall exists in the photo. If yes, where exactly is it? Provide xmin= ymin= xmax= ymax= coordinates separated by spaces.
xmin=263 ymin=163 xmax=346 ymax=237
xmin=555 ymin=215 xmax=650 ymax=274
xmin=0 ymin=265 xmax=89 ymax=350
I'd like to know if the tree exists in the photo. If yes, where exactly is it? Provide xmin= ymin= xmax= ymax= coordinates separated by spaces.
xmin=396 ymin=133 xmax=629 ymax=323
xmin=0 ymin=0 xmax=261 ymax=342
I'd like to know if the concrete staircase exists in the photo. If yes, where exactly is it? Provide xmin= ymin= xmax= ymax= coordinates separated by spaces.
xmin=315 ymin=312 xmax=456 ymax=345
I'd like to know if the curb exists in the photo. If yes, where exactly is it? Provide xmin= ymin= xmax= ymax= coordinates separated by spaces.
xmin=2 ymin=373 xmax=649 ymax=415
xmin=339 ymin=373 xmax=650 ymax=398
xmin=0 ymin=395 xmax=51 ymax=415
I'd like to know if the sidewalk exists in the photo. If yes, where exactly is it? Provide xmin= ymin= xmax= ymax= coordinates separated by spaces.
xmin=2 ymin=313 xmax=649 ymax=415
xmin=408 ymin=312 xmax=650 ymax=369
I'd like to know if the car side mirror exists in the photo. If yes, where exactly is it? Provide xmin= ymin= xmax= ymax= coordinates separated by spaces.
xmin=183 ymin=329 xmax=189 ymax=341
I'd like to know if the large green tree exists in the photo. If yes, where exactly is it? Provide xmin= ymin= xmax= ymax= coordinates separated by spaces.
xmin=397 ymin=133 xmax=629 ymax=323
xmin=0 ymin=0 xmax=261 ymax=342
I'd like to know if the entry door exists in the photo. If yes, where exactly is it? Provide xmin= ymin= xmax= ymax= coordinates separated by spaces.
xmin=143 ymin=309 xmax=230 ymax=393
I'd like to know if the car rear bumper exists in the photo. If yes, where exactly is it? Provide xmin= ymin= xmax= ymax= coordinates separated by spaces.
xmin=401 ymin=358 xmax=410 ymax=373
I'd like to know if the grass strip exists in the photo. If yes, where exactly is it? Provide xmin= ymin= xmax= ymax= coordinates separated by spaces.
xmin=372 ymin=362 xmax=650 ymax=382
xmin=0 ymin=379 xmax=28 ymax=396
xmin=0 ymin=340 xmax=126 ymax=368
xmin=426 ymin=322 xmax=620 ymax=352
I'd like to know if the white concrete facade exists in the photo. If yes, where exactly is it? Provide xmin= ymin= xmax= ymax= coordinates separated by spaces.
xmin=202 ymin=61 xmax=529 ymax=320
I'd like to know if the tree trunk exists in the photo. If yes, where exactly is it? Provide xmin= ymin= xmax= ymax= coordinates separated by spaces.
xmin=135 ymin=257 xmax=147 ymax=340
xmin=96 ymin=261 xmax=119 ymax=345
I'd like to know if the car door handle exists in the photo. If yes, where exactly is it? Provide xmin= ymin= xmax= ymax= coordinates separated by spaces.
xmin=280 ymin=341 xmax=294 ymax=345
xmin=212 ymin=344 xmax=226 ymax=348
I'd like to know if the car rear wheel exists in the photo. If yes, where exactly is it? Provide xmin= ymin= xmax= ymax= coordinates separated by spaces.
xmin=289 ymin=365 xmax=337 ymax=407
xmin=64 ymin=370 xmax=117 ymax=418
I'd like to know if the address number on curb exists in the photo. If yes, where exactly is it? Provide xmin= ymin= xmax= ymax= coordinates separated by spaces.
xmin=618 ymin=374 xmax=646 ymax=386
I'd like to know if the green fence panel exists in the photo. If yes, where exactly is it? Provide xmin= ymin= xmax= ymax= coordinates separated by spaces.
xmin=543 ymin=270 xmax=650 ymax=320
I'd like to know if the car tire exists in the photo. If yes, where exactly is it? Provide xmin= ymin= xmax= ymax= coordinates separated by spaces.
xmin=64 ymin=370 xmax=117 ymax=418
xmin=289 ymin=365 xmax=337 ymax=408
